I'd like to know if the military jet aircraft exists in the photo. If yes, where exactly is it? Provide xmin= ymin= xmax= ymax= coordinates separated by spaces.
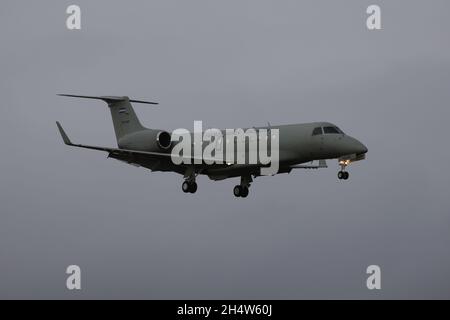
xmin=56 ymin=94 xmax=368 ymax=198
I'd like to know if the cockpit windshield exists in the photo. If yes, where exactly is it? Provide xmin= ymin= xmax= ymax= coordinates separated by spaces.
xmin=323 ymin=126 xmax=343 ymax=134
xmin=312 ymin=126 xmax=344 ymax=136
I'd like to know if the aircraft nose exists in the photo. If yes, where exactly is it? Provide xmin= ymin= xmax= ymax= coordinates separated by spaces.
xmin=355 ymin=140 xmax=368 ymax=154
xmin=345 ymin=136 xmax=367 ymax=155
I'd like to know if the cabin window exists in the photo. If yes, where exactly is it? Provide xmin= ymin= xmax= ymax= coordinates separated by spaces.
xmin=323 ymin=126 xmax=340 ymax=134
xmin=312 ymin=127 xmax=323 ymax=136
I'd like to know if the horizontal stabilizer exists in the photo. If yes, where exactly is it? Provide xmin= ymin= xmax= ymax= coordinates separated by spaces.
xmin=57 ymin=94 xmax=158 ymax=105
xmin=55 ymin=122 xmax=225 ymax=165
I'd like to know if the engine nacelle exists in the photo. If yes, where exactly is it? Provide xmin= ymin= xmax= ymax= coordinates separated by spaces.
xmin=117 ymin=130 xmax=172 ymax=152
xmin=156 ymin=131 xmax=172 ymax=150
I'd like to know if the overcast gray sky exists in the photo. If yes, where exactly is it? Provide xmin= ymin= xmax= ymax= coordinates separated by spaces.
xmin=1 ymin=0 xmax=450 ymax=299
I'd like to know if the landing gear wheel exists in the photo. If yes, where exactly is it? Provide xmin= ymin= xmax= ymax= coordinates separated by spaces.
xmin=338 ymin=171 xmax=349 ymax=180
xmin=189 ymin=181 xmax=198 ymax=193
xmin=240 ymin=187 xmax=249 ymax=198
xmin=182 ymin=181 xmax=190 ymax=193
xmin=233 ymin=185 xmax=242 ymax=197
xmin=182 ymin=181 xmax=197 ymax=193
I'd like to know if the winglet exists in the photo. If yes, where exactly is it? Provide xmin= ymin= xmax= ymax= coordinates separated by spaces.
xmin=56 ymin=121 xmax=72 ymax=145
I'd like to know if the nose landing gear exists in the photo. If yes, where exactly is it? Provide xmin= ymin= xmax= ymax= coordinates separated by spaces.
xmin=338 ymin=160 xmax=350 ymax=180
xmin=337 ymin=171 xmax=349 ymax=180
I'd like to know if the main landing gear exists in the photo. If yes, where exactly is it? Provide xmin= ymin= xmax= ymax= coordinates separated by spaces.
xmin=233 ymin=185 xmax=249 ymax=198
xmin=182 ymin=180 xmax=198 ymax=193
xmin=234 ymin=175 xmax=252 ymax=198
xmin=182 ymin=167 xmax=198 ymax=194
xmin=338 ymin=160 xmax=350 ymax=180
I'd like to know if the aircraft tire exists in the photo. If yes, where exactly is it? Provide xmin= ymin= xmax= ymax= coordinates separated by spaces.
xmin=233 ymin=185 xmax=242 ymax=197
xmin=182 ymin=181 xmax=190 ymax=193
xmin=240 ymin=187 xmax=249 ymax=198
xmin=189 ymin=182 xmax=198 ymax=193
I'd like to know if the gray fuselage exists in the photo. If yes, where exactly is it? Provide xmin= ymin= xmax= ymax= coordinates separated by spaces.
xmin=116 ymin=121 xmax=367 ymax=180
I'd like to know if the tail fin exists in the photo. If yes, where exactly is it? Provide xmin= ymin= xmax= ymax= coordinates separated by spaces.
xmin=58 ymin=94 xmax=158 ymax=141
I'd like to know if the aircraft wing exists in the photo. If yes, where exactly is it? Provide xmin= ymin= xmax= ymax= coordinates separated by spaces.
xmin=290 ymin=160 xmax=328 ymax=169
xmin=56 ymin=122 xmax=223 ymax=165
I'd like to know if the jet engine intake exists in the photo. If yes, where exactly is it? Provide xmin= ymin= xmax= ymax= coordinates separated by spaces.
xmin=156 ymin=131 xmax=172 ymax=150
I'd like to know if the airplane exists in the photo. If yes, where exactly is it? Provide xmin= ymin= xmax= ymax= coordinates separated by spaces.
xmin=56 ymin=94 xmax=368 ymax=198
